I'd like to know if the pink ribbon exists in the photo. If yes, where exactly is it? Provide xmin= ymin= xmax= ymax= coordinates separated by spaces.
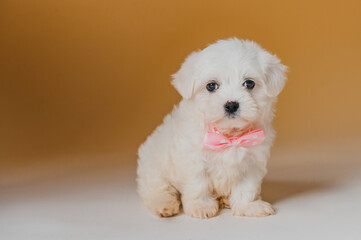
xmin=203 ymin=125 xmax=265 ymax=150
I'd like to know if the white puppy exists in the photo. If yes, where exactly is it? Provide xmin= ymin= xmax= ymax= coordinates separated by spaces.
xmin=137 ymin=38 xmax=287 ymax=219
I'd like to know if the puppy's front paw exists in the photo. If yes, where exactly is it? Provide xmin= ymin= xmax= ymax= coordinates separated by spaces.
xmin=232 ymin=200 xmax=275 ymax=217
xmin=183 ymin=198 xmax=219 ymax=219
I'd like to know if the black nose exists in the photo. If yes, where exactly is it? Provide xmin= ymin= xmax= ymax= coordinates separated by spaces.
xmin=224 ymin=101 xmax=239 ymax=114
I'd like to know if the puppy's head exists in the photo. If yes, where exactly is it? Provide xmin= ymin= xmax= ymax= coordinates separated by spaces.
xmin=172 ymin=38 xmax=287 ymax=131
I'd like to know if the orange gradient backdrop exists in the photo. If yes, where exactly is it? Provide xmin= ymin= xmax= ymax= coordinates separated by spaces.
xmin=1 ymin=0 xmax=361 ymax=163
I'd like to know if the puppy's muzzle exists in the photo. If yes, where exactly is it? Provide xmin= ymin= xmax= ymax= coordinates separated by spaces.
xmin=224 ymin=101 xmax=239 ymax=115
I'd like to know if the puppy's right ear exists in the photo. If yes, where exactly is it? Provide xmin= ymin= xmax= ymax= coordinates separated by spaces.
xmin=171 ymin=51 xmax=200 ymax=99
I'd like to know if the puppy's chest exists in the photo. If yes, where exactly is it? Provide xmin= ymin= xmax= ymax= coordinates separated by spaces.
xmin=205 ymin=148 xmax=248 ymax=196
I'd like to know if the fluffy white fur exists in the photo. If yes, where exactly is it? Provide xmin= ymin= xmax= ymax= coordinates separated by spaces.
xmin=137 ymin=38 xmax=287 ymax=219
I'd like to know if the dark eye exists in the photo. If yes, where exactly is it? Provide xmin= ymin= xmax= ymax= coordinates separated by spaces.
xmin=243 ymin=79 xmax=255 ymax=90
xmin=206 ymin=82 xmax=219 ymax=92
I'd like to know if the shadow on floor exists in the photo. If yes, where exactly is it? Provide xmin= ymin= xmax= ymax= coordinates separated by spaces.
xmin=262 ymin=180 xmax=328 ymax=204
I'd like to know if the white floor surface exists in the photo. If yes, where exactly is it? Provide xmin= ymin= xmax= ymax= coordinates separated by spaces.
xmin=1 ymin=139 xmax=361 ymax=240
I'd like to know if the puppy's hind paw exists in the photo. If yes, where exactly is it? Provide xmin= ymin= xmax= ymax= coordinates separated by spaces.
xmin=153 ymin=199 xmax=181 ymax=217
xmin=233 ymin=200 xmax=275 ymax=217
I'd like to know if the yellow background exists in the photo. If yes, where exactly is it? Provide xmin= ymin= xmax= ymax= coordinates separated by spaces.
xmin=1 ymin=0 xmax=361 ymax=165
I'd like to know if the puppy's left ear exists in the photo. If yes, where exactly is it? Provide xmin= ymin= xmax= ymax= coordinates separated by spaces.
xmin=171 ymin=51 xmax=200 ymax=99
xmin=263 ymin=54 xmax=288 ymax=97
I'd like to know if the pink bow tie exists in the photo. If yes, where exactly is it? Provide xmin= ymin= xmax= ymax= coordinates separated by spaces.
xmin=203 ymin=125 xmax=265 ymax=150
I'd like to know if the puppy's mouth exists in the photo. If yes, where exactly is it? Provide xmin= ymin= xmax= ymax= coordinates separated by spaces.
xmin=213 ymin=118 xmax=254 ymax=138
xmin=225 ymin=112 xmax=239 ymax=119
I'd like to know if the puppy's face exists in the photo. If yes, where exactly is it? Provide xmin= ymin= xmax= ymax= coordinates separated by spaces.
xmin=172 ymin=39 xmax=287 ymax=130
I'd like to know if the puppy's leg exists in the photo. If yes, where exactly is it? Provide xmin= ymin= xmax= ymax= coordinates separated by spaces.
xmin=230 ymin=163 xmax=275 ymax=217
xmin=181 ymin=174 xmax=219 ymax=219
xmin=137 ymin=172 xmax=180 ymax=217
